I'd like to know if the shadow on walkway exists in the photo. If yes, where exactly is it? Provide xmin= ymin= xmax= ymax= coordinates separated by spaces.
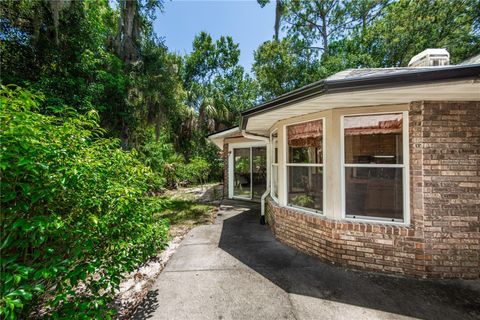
xmin=218 ymin=204 xmax=480 ymax=320
xmin=132 ymin=290 xmax=159 ymax=320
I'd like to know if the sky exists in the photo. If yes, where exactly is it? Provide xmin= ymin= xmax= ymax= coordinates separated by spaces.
xmin=153 ymin=0 xmax=277 ymax=73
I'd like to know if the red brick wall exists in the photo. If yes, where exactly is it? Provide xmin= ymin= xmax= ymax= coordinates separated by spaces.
xmin=266 ymin=101 xmax=479 ymax=279
xmin=412 ymin=101 xmax=479 ymax=278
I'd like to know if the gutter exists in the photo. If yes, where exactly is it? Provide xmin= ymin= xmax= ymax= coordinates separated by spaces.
xmin=241 ymin=130 xmax=270 ymax=224
xmin=240 ymin=64 xmax=480 ymax=130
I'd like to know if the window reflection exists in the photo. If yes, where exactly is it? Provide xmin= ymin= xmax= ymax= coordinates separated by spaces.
xmin=288 ymin=119 xmax=323 ymax=164
xmin=344 ymin=114 xmax=403 ymax=164
xmin=343 ymin=113 xmax=405 ymax=221
xmin=345 ymin=167 xmax=403 ymax=220
xmin=287 ymin=119 xmax=324 ymax=213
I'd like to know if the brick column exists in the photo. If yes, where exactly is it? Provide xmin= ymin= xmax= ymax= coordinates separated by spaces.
xmin=415 ymin=101 xmax=479 ymax=278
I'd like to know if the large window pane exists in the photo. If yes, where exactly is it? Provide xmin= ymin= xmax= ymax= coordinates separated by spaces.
xmin=252 ymin=147 xmax=267 ymax=200
xmin=233 ymin=148 xmax=250 ymax=198
xmin=345 ymin=167 xmax=403 ymax=220
xmin=271 ymin=165 xmax=278 ymax=199
xmin=272 ymin=132 xmax=278 ymax=164
xmin=288 ymin=119 xmax=323 ymax=164
xmin=287 ymin=166 xmax=323 ymax=212
xmin=344 ymin=114 xmax=403 ymax=164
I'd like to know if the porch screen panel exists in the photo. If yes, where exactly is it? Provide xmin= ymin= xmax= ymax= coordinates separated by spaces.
xmin=233 ymin=148 xmax=251 ymax=198
xmin=343 ymin=113 xmax=405 ymax=221
xmin=286 ymin=119 xmax=323 ymax=213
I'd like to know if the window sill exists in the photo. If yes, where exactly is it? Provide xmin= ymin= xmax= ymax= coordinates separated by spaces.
xmin=344 ymin=215 xmax=409 ymax=227
xmin=286 ymin=204 xmax=325 ymax=216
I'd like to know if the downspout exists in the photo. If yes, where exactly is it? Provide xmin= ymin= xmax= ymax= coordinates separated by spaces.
xmin=241 ymin=130 xmax=270 ymax=225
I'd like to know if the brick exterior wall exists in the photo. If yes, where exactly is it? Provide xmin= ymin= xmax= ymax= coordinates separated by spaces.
xmin=266 ymin=101 xmax=479 ymax=279
xmin=412 ymin=101 xmax=479 ymax=278
xmin=223 ymin=143 xmax=229 ymax=198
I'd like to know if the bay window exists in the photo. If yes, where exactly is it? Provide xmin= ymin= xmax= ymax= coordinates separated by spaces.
xmin=342 ymin=113 xmax=408 ymax=222
xmin=286 ymin=119 xmax=324 ymax=213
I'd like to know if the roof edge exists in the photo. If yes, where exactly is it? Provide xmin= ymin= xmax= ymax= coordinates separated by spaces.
xmin=240 ymin=64 xmax=480 ymax=130
xmin=206 ymin=126 xmax=239 ymax=138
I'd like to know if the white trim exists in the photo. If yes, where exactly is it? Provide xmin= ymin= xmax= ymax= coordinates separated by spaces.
xmin=402 ymin=110 xmax=411 ymax=226
xmin=286 ymin=163 xmax=324 ymax=167
xmin=208 ymin=127 xmax=239 ymax=139
xmin=281 ymin=124 xmax=288 ymax=206
xmin=228 ymin=141 xmax=268 ymax=200
xmin=284 ymin=117 xmax=326 ymax=215
xmin=344 ymin=163 xmax=404 ymax=168
xmin=340 ymin=111 xmax=410 ymax=226
xmin=271 ymin=164 xmax=279 ymax=203
xmin=228 ymin=141 xmax=266 ymax=149
xmin=228 ymin=147 xmax=233 ymax=198
xmin=270 ymin=130 xmax=279 ymax=203
xmin=249 ymin=147 xmax=253 ymax=198
xmin=287 ymin=203 xmax=324 ymax=216
xmin=340 ymin=116 xmax=346 ymax=220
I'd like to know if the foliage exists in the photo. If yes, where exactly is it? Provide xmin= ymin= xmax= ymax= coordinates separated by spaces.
xmin=255 ymin=0 xmax=480 ymax=98
xmin=0 ymin=86 xmax=169 ymax=319
xmin=350 ymin=0 xmax=480 ymax=66
xmin=253 ymin=37 xmax=320 ymax=100
xmin=291 ymin=195 xmax=314 ymax=208
xmin=139 ymin=136 xmax=184 ymax=188
xmin=0 ymin=0 xmax=126 ymax=114
xmin=184 ymin=32 xmax=258 ymax=132
xmin=180 ymin=157 xmax=210 ymax=188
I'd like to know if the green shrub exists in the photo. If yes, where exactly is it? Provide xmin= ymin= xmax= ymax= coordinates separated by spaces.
xmin=139 ymin=138 xmax=185 ymax=189
xmin=180 ymin=157 xmax=210 ymax=187
xmin=0 ymin=85 xmax=169 ymax=319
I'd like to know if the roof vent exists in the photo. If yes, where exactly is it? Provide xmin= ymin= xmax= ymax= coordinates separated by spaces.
xmin=408 ymin=48 xmax=450 ymax=67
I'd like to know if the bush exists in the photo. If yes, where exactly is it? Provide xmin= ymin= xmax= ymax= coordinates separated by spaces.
xmin=139 ymin=138 xmax=185 ymax=189
xmin=0 ymin=86 xmax=169 ymax=319
xmin=180 ymin=157 xmax=210 ymax=187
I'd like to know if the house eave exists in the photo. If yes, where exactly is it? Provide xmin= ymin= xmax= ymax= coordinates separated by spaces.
xmin=240 ymin=64 xmax=480 ymax=130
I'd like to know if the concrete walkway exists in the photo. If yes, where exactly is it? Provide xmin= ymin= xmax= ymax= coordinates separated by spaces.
xmin=133 ymin=200 xmax=480 ymax=320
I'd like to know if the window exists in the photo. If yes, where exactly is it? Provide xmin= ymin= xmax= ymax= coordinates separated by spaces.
xmin=286 ymin=119 xmax=324 ymax=213
xmin=342 ymin=113 xmax=407 ymax=222
xmin=232 ymin=146 xmax=267 ymax=200
xmin=271 ymin=131 xmax=278 ymax=201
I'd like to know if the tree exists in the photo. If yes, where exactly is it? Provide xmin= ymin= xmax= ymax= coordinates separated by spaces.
xmin=0 ymin=0 xmax=125 ymax=114
xmin=282 ymin=0 xmax=349 ymax=55
xmin=184 ymin=32 xmax=256 ymax=132
xmin=257 ymin=0 xmax=285 ymax=41
xmin=253 ymin=37 xmax=321 ymax=100
xmin=281 ymin=0 xmax=390 ymax=55
xmin=355 ymin=0 xmax=480 ymax=66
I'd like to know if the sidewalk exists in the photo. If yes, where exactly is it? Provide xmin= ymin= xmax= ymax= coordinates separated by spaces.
xmin=132 ymin=199 xmax=480 ymax=320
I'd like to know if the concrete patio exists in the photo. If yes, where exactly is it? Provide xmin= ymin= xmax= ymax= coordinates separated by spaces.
xmin=133 ymin=200 xmax=480 ymax=320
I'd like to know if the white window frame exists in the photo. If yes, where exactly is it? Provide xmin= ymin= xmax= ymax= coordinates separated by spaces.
xmin=340 ymin=111 xmax=410 ymax=225
xmin=228 ymin=141 xmax=267 ymax=201
xmin=270 ymin=130 xmax=279 ymax=203
xmin=284 ymin=118 xmax=326 ymax=215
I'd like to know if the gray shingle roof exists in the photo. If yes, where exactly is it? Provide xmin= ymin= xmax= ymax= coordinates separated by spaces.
xmin=327 ymin=67 xmax=440 ymax=81
xmin=459 ymin=54 xmax=480 ymax=65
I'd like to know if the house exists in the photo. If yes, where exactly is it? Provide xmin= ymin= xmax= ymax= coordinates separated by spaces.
xmin=208 ymin=49 xmax=480 ymax=279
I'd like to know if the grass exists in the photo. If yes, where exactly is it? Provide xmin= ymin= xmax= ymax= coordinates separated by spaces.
xmin=157 ymin=198 xmax=216 ymax=226
xmin=154 ymin=183 xmax=222 ymax=237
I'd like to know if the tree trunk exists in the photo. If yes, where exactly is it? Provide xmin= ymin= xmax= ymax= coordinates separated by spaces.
xmin=116 ymin=0 xmax=140 ymax=64
xmin=274 ymin=0 xmax=283 ymax=41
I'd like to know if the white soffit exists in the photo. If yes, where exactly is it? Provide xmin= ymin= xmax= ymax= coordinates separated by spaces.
xmin=208 ymin=127 xmax=240 ymax=148
xmin=246 ymin=80 xmax=480 ymax=132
